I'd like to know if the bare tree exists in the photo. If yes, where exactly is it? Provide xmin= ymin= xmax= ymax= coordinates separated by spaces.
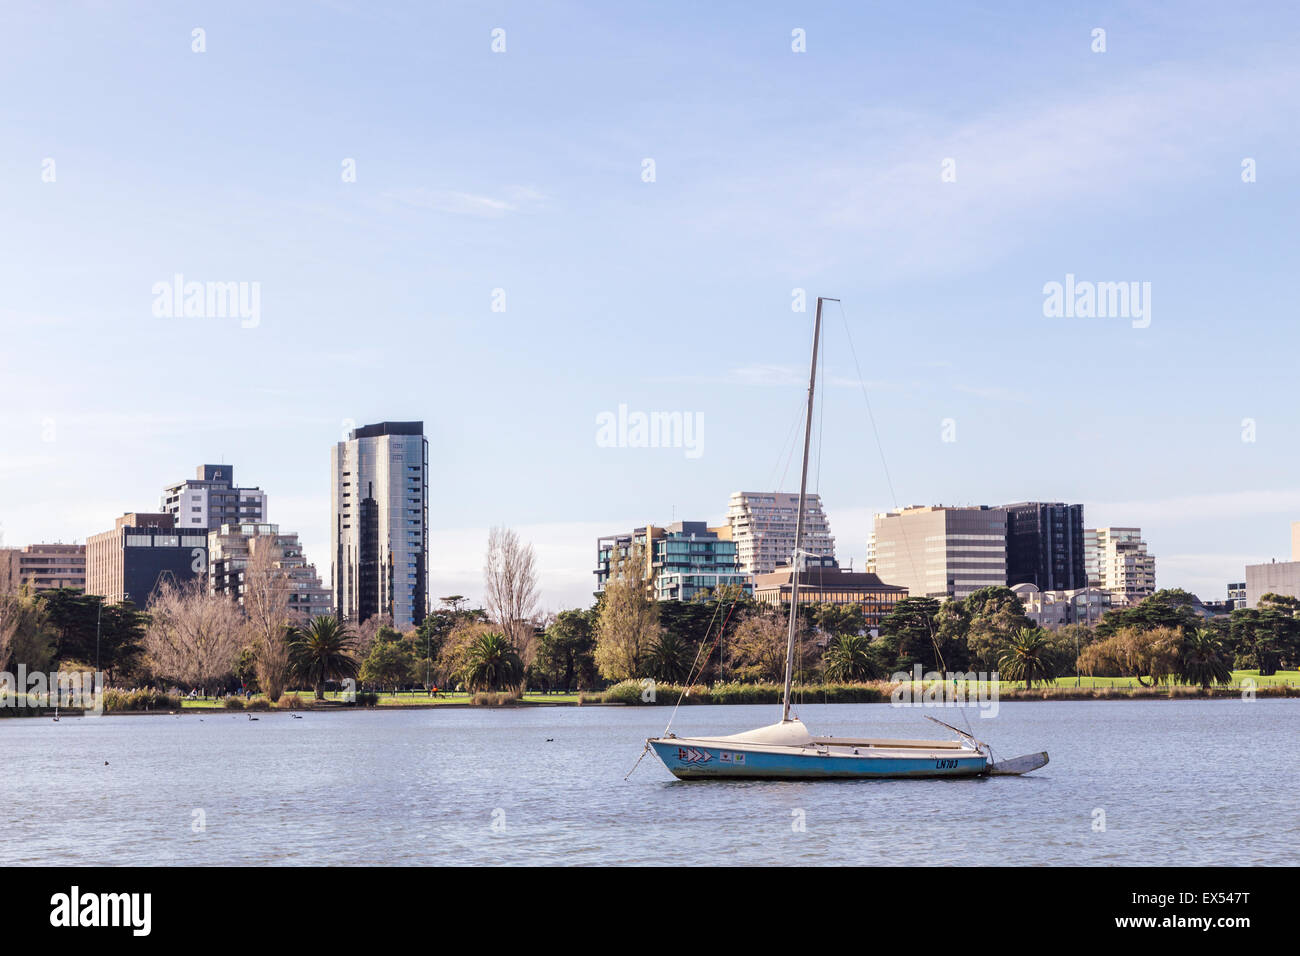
xmin=354 ymin=612 xmax=395 ymax=661
xmin=242 ymin=537 xmax=292 ymax=701
xmin=483 ymin=526 xmax=540 ymax=664
xmin=144 ymin=579 xmax=245 ymax=696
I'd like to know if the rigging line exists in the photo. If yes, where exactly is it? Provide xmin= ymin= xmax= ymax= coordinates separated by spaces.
xmin=835 ymin=300 xmax=946 ymax=674
xmin=660 ymin=597 xmax=723 ymax=736
xmin=767 ymin=392 xmax=807 ymax=494
xmin=660 ymin=593 xmax=740 ymax=738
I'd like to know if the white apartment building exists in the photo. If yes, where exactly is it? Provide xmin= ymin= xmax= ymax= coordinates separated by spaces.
xmin=161 ymin=464 xmax=267 ymax=532
xmin=871 ymin=505 xmax=1007 ymax=600
xmin=331 ymin=421 xmax=428 ymax=627
xmin=1084 ymin=527 xmax=1156 ymax=604
xmin=726 ymin=491 xmax=835 ymax=575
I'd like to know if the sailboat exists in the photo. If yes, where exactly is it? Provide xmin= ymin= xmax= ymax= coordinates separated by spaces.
xmin=646 ymin=296 xmax=1049 ymax=780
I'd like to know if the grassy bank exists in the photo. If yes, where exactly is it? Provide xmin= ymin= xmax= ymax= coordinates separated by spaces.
xmin=579 ymin=670 xmax=1300 ymax=705
xmin=14 ymin=670 xmax=1295 ymax=716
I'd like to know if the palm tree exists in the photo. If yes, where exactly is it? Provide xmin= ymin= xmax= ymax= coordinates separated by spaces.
xmin=997 ymin=627 xmax=1057 ymax=689
xmin=1179 ymin=628 xmax=1233 ymax=689
xmin=822 ymin=633 xmax=876 ymax=683
xmin=290 ymin=616 xmax=360 ymax=700
xmin=644 ymin=631 xmax=693 ymax=684
xmin=461 ymin=631 xmax=524 ymax=693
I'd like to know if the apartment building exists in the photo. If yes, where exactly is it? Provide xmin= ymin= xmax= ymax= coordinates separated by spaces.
xmin=331 ymin=421 xmax=429 ymax=627
xmin=209 ymin=522 xmax=331 ymax=621
xmin=1084 ymin=527 xmax=1156 ymax=605
xmin=161 ymin=464 xmax=267 ymax=532
xmin=0 ymin=543 xmax=86 ymax=593
xmin=871 ymin=505 xmax=1007 ymax=601
xmin=1011 ymin=583 xmax=1112 ymax=629
xmin=85 ymin=513 xmax=208 ymax=606
xmin=595 ymin=521 xmax=752 ymax=601
xmin=726 ymin=491 xmax=835 ymax=575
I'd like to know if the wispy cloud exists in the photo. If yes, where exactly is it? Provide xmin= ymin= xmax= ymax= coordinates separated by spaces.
xmin=690 ymin=59 xmax=1300 ymax=281
xmin=382 ymin=185 xmax=548 ymax=218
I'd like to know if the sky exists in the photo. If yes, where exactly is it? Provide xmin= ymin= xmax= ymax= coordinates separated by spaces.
xmin=2 ymin=1 xmax=1299 ymax=612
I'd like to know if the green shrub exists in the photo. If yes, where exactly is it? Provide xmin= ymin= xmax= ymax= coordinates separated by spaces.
xmin=101 ymin=688 xmax=181 ymax=713
xmin=222 ymin=696 xmax=245 ymax=711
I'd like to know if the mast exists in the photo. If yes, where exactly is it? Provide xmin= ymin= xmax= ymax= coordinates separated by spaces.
xmin=782 ymin=295 xmax=836 ymax=721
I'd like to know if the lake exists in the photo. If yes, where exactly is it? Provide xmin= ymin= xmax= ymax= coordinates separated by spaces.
xmin=4 ymin=699 xmax=1297 ymax=866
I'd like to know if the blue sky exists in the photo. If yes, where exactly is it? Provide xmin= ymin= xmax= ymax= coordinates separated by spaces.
xmin=2 ymin=1 xmax=1299 ymax=610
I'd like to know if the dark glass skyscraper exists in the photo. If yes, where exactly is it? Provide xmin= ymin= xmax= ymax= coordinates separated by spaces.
xmin=1003 ymin=502 xmax=1085 ymax=591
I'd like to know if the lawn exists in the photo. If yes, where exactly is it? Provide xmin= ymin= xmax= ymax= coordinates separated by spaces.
xmin=179 ymin=690 xmax=582 ymax=709
xmin=900 ymin=669 xmax=1300 ymax=691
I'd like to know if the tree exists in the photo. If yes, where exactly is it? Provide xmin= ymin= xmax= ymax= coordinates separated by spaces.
xmin=727 ymin=607 xmax=816 ymax=683
xmin=144 ymin=580 xmax=245 ymax=696
xmin=439 ymin=618 xmax=495 ymax=687
xmin=354 ymin=613 xmax=394 ymax=663
xmin=0 ymin=589 xmax=55 ymax=673
xmin=594 ymin=546 xmax=658 ymax=681
xmin=39 ymin=589 xmax=147 ymax=683
xmin=644 ymin=630 xmax=694 ymax=684
xmin=360 ymin=632 xmax=416 ymax=693
xmin=290 ymin=616 xmax=360 ymax=700
xmin=962 ymin=587 xmax=1034 ymax=671
xmin=242 ymin=537 xmax=293 ymax=702
xmin=1078 ymin=625 xmax=1181 ymax=685
xmin=1179 ymin=627 xmax=1233 ymax=689
xmin=1096 ymin=590 xmax=1202 ymax=640
xmin=461 ymin=631 xmax=524 ymax=692
xmin=534 ymin=608 xmax=597 ymax=691
xmin=877 ymin=597 xmax=944 ymax=672
xmin=483 ymin=526 xmax=541 ymax=664
xmin=997 ymin=627 xmax=1057 ymax=689
xmin=1228 ymin=595 xmax=1300 ymax=675
xmin=822 ymin=633 xmax=878 ymax=682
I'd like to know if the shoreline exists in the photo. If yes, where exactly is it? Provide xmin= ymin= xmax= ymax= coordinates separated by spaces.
xmin=7 ymin=684 xmax=1297 ymax=718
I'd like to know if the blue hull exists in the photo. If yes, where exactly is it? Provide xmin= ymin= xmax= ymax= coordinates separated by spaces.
xmin=649 ymin=739 xmax=988 ymax=780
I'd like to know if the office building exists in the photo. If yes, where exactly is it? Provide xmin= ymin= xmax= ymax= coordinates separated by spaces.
xmin=752 ymin=557 xmax=907 ymax=627
xmin=209 ymin=523 xmax=331 ymax=621
xmin=331 ymin=421 xmax=428 ymax=627
xmin=871 ymin=505 xmax=1008 ymax=600
xmin=1244 ymin=560 xmax=1300 ymax=609
xmin=85 ymin=513 xmax=208 ymax=606
xmin=1227 ymin=582 xmax=1247 ymax=610
xmin=0 ymin=543 xmax=86 ymax=593
xmin=1003 ymin=501 xmax=1086 ymax=591
xmin=1084 ymin=527 xmax=1156 ymax=604
xmin=161 ymin=465 xmax=267 ymax=532
xmin=726 ymin=491 xmax=836 ymax=575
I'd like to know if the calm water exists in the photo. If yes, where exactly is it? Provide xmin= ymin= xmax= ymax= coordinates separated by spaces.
xmin=4 ymin=700 xmax=1297 ymax=866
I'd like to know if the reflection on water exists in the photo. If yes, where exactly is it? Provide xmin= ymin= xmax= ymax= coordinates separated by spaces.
xmin=3 ymin=700 xmax=1296 ymax=865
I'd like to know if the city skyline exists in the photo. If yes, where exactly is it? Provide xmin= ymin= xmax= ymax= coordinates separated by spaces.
xmin=3 ymin=2 xmax=1300 ymax=610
